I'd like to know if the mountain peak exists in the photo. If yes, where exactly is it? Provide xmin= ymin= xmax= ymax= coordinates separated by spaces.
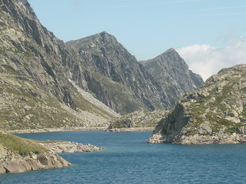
xmin=165 ymin=48 xmax=176 ymax=53
xmin=159 ymin=48 xmax=180 ymax=59
xmin=141 ymin=48 xmax=204 ymax=105
xmin=97 ymin=31 xmax=117 ymax=43
xmin=98 ymin=31 xmax=110 ymax=37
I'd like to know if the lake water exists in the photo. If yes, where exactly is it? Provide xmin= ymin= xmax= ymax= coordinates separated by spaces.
xmin=1 ymin=131 xmax=246 ymax=184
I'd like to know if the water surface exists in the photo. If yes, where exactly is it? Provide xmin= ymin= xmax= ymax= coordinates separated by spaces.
xmin=1 ymin=131 xmax=246 ymax=184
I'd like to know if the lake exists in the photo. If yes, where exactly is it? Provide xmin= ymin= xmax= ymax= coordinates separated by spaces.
xmin=1 ymin=131 xmax=246 ymax=184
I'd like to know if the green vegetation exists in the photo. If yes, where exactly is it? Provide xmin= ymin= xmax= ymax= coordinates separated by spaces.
xmin=0 ymin=130 xmax=48 ymax=156
xmin=109 ymin=120 xmax=131 ymax=129
xmin=108 ymin=110 xmax=166 ymax=129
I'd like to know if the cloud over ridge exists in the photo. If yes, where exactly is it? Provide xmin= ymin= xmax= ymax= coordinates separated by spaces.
xmin=177 ymin=36 xmax=246 ymax=81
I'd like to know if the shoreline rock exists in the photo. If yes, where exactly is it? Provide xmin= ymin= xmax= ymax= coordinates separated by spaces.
xmin=148 ymin=65 xmax=246 ymax=145
xmin=7 ymin=127 xmax=108 ymax=134
xmin=7 ymin=126 xmax=155 ymax=134
xmin=147 ymin=133 xmax=246 ymax=144
xmin=0 ymin=128 xmax=104 ymax=174
xmin=41 ymin=141 xmax=104 ymax=153
xmin=105 ymin=127 xmax=154 ymax=132
xmin=0 ymin=147 xmax=71 ymax=174
xmin=0 ymin=141 xmax=104 ymax=174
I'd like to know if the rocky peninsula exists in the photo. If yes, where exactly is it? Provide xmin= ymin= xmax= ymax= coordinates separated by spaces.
xmin=148 ymin=65 xmax=246 ymax=144
xmin=41 ymin=141 xmax=103 ymax=153
xmin=0 ymin=129 xmax=103 ymax=174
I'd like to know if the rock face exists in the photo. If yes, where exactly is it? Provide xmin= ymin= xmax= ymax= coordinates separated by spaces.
xmin=0 ymin=0 xmax=119 ymax=130
xmin=148 ymin=65 xmax=246 ymax=144
xmin=141 ymin=49 xmax=204 ymax=107
xmin=66 ymin=32 xmax=169 ymax=114
xmin=0 ymin=150 xmax=71 ymax=174
xmin=67 ymin=34 xmax=203 ymax=114
xmin=106 ymin=110 xmax=168 ymax=132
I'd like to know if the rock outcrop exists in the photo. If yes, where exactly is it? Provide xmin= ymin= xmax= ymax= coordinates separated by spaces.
xmin=0 ymin=148 xmax=71 ymax=174
xmin=106 ymin=110 xmax=168 ymax=132
xmin=0 ymin=129 xmax=71 ymax=174
xmin=0 ymin=129 xmax=104 ymax=174
xmin=42 ymin=141 xmax=103 ymax=153
xmin=148 ymin=64 xmax=246 ymax=144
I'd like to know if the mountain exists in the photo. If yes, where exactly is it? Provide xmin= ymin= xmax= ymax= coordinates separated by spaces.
xmin=66 ymin=33 xmax=204 ymax=114
xmin=141 ymin=49 xmax=204 ymax=106
xmin=148 ymin=64 xmax=246 ymax=144
xmin=0 ymin=0 xmax=203 ymax=131
xmin=66 ymin=32 xmax=169 ymax=114
xmin=0 ymin=0 xmax=118 ymax=130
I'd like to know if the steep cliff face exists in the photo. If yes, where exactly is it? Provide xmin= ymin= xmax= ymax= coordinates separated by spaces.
xmin=66 ymin=32 xmax=169 ymax=114
xmin=141 ymin=49 xmax=204 ymax=106
xmin=0 ymin=0 xmax=118 ymax=130
xmin=66 ymin=33 xmax=203 ymax=114
xmin=148 ymin=64 xmax=246 ymax=144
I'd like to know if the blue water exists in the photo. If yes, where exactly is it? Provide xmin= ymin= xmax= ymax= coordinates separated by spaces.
xmin=1 ymin=131 xmax=246 ymax=184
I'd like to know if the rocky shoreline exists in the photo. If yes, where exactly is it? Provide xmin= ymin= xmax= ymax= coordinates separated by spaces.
xmin=105 ymin=127 xmax=154 ymax=132
xmin=41 ymin=141 xmax=103 ymax=153
xmin=7 ymin=126 xmax=155 ymax=134
xmin=0 ymin=145 xmax=71 ymax=174
xmin=7 ymin=127 xmax=108 ymax=134
xmin=148 ymin=133 xmax=246 ymax=144
xmin=0 ymin=139 xmax=104 ymax=174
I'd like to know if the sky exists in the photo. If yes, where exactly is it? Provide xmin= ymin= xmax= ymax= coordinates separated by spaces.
xmin=28 ymin=0 xmax=246 ymax=81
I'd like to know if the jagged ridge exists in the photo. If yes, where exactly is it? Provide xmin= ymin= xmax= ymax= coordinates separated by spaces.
xmin=141 ymin=48 xmax=204 ymax=107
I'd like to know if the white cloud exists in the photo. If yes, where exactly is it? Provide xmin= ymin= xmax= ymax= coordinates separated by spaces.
xmin=177 ymin=36 xmax=246 ymax=81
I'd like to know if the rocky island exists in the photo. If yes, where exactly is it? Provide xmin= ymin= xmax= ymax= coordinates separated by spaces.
xmin=148 ymin=65 xmax=246 ymax=144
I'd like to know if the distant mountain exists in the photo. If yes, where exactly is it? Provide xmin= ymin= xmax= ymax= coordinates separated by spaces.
xmin=148 ymin=64 xmax=246 ymax=144
xmin=66 ymin=33 xmax=203 ymax=114
xmin=141 ymin=49 xmax=204 ymax=106
xmin=66 ymin=32 xmax=172 ymax=114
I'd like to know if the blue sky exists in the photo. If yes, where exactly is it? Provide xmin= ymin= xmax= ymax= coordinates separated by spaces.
xmin=28 ymin=0 xmax=246 ymax=80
